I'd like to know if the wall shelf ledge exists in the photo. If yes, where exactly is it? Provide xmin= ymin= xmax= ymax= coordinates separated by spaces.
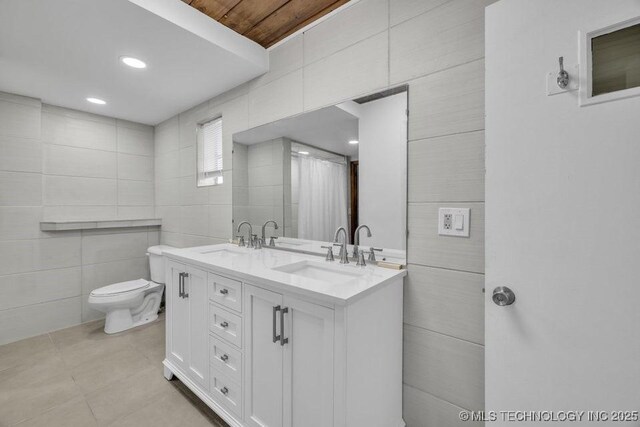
xmin=40 ymin=218 xmax=161 ymax=231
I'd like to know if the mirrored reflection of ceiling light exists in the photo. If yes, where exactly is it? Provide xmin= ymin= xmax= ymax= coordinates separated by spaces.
xmin=348 ymin=140 xmax=359 ymax=145
xmin=298 ymin=151 xmax=309 ymax=155
xmin=120 ymin=56 xmax=147 ymax=69
xmin=86 ymin=97 xmax=106 ymax=105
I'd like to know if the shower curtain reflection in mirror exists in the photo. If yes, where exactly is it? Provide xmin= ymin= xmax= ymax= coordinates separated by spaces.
xmin=294 ymin=154 xmax=348 ymax=242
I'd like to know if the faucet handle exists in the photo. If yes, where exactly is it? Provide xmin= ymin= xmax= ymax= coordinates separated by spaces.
xmin=356 ymin=250 xmax=367 ymax=266
xmin=269 ymin=236 xmax=278 ymax=247
xmin=235 ymin=235 xmax=245 ymax=247
xmin=367 ymin=247 xmax=383 ymax=262
xmin=252 ymin=234 xmax=262 ymax=249
xmin=321 ymin=245 xmax=335 ymax=262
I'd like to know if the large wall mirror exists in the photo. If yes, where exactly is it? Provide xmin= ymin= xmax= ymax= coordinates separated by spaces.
xmin=232 ymin=87 xmax=407 ymax=264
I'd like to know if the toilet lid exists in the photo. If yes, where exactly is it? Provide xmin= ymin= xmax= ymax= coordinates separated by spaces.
xmin=90 ymin=279 xmax=150 ymax=297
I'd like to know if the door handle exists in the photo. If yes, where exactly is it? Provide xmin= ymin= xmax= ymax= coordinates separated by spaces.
xmin=280 ymin=307 xmax=289 ymax=346
xmin=219 ymin=288 xmax=229 ymax=295
xmin=220 ymin=354 xmax=229 ymax=363
xmin=273 ymin=305 xmax=281 ymax=343
xmin=183 ymin=273 xmax=189 ymax=298
xmin=220 ymin=321 xmax=229 ymax=328
xmin=492 ymin=286 xmax=516 ymax=306
xmin=178 ymin=272 xmax=184 ymax=298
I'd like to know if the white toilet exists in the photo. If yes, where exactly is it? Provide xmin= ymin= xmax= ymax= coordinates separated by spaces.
xmin=88 ymin=245 xmax=174 ymax=334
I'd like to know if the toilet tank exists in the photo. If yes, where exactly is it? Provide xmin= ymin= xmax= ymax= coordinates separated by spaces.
xmin=147 ymin=245 xmax=175 ymax=284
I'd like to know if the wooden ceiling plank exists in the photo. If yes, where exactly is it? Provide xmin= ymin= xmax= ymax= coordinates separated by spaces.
xmin=264 ymin=0 xmax=350 ymax=47
xmin=245 ymin=0 xmax=345 ymax=47
xmin=218 ymin=0 xmax=290 ymax=36
xmin=188 ymin=0 xmax=242 ymax=21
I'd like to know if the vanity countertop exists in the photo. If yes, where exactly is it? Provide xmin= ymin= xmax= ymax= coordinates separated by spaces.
xmin=163 ymin=243 xmax=406 ymax=306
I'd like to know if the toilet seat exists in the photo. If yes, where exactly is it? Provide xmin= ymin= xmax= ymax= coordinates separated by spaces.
xmin=90 ymin=279 xmax=150 ymax=298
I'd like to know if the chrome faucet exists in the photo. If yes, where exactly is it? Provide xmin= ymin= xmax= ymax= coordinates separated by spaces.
xmin=333 ymin=227 xmax=349 ymax=264
xmin=236 ymin=221 xmax=253 ymax=248
xmin=262 ymin=220 xmax=279 ymax=247
xmin=352 ymin=224 xmax=372 ymax=258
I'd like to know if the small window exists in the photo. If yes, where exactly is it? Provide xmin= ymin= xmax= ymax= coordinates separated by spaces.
xmin=197 ymin=117 xmax=223 ymax=187
xmin=591 ymin=23 xmax=640 ymax=97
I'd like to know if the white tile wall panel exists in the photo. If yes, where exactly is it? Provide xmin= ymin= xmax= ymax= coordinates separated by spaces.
xmin=303 ymin=32 xmax=389 ymax=111
xmin=390 ymin=0 xmax=489 ymax=84
xmin=44 ymin=176 xmax=117 ymax=206
xmin=304 ymin=0 xmax=388 ymax=65
xmin=403 ymin=324 xmax=484 ymax=411
xmin=408 ymin=131 xmax=485 ymax=202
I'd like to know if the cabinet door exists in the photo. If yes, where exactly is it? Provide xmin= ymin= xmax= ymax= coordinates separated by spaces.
xmin=282 ymin=296 xmax=334 ymax=427
xmin=167 ymin=260 xmax=188 ymax=370
xmin=244 ymin=284 xmax=284 ymax=427
xmin=186 ymin=265 xmax=209 ymax=390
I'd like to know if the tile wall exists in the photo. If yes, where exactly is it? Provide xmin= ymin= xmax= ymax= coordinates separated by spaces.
xmin=0 ymin=93 xmax=157 ymax=344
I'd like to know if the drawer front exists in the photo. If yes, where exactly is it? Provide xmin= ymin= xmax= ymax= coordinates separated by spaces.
xmin=209 ymin=335 xmax=242 ymax=385
xmin=209 ymin=273 xmax=242 ymax=313
xmin=210 ymin=367 xmax=242 ymax=420
xmin=210 ymin=303 xmax=243 ymax=349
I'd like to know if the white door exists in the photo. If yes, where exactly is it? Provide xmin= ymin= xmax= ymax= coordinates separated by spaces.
xmin=186 ymin=265 xmax=209 ymax=389
xmin=282 ymin=296 xmax=334 ymax=427
xmin=486 ymin=0 xmax=640 ymax=422
xmin=167 ymin=260 xmax=188 ymax=369
xmin=244 ymin=284 xmax=284 ymax=427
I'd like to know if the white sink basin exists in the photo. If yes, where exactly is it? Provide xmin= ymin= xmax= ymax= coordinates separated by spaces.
xmin=273 ymin=260 xmax=369 ymax=284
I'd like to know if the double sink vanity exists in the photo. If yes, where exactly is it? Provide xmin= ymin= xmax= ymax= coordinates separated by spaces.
xmin=162 ymin=238 xmax=406 ymax=427
xmin=163 ymin=87 xmax=409 ymax=427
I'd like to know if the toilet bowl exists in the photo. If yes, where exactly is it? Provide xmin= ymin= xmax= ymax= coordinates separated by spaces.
xmin=88 ymin=245 xmax=174 ymax=334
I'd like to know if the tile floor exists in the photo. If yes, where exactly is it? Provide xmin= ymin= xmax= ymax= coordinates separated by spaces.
xmin=0 ymin=313 xmax=230 ymax=427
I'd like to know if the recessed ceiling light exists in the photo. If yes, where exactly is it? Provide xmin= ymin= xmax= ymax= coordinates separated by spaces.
xmin=298 ymin=151 xmax=309 ymax=155
xmin=120 ymin=56 xmax=147 ymax=69
xmin=86 ymin=97 xmax=106 ymax=105
xmin=348 ymin=140 xmax=359 ymax=145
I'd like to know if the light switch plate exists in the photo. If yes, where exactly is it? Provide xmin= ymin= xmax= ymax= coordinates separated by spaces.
xmin=438 ymin=208 xmax=470 ymax=237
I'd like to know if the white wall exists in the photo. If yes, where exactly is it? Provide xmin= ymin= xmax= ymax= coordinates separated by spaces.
xmin=358 ymin=92 xmax=407 ymax=250
xmin=0 ymin=92 xmax=157 ymax=345
xmin=486 ymin=0 xmax=640 ymax=419
xmin=155 ymin=1 xmax=491 ymax=424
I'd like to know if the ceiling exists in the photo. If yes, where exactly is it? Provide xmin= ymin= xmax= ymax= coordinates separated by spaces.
xmin=0 ymin=0 xmax=268 ymax=125
xmin=233 ymin=104 xmax=359 ymax=157
xmin=183 ymin=0 xmax=350 ymax=47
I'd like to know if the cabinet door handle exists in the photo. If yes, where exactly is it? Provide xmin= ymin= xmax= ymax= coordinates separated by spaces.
xmin=220 ymin=321 xmax=229 ymax=328
xmin=273 ymin=305 xmax=281 ymax=343
xmin=220 ymin=354 xmax=229 ymax=363
xmin=219 ymin=288 xmax=229 ymax=295
xmin=220 ymin=386 xmax=229 ymax=395
xmin=182 ymin=273 xmax=189 ymax=298
xmin=178 ymin=273 xmax=184 ymax=298
xmin=280 ymin=307 xmax=289 ymax=346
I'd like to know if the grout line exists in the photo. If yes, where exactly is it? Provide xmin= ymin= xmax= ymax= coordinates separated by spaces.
xmin=403 ymin=383 xmax=478 ymax=413
xmin=407 ymin=128 xmax=485 ymax=143
xmin=403 ymin=322 xmax=485 ymax=347
xmin=405 ymin=263 xmax=485 ymax=276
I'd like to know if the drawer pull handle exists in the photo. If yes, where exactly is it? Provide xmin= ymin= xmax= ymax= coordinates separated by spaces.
xmin=220 ymin=386 xmax=229 ymax=395
xmin=220 ymin=321 xmax=229 ymax=328
xmin=219 ymin=288 xmax=229 ymax=295
xmin=273 ymin=305 xmax=281 ymax=343
xmin=220 ymin=354 xmax=229 ymax=362
xmin=280 ymin=307 xmax=289 ymax=346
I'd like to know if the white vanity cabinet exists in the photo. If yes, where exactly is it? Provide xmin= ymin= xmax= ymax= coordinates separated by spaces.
xmin=244 ymin=284 xmax=334 ymax=427
xmin=163 ymin=247 xmax=405 ymax=427
xmin=165 ymin=260 xmax=209 ymax=390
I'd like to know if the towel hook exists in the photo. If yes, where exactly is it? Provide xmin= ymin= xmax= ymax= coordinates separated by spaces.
xmin=557 ymin=56 xmax=569 ymax=89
